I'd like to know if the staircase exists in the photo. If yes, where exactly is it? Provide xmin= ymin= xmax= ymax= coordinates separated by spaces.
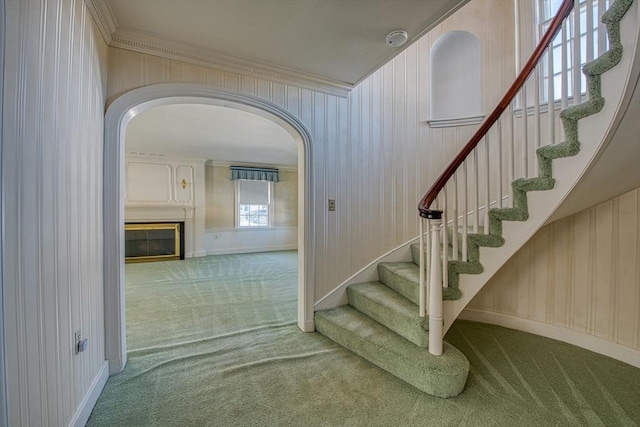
xmin=315 ymin=0 xmax=638 ymax=398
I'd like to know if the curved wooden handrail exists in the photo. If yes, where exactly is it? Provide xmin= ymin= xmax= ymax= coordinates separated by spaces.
xmin=418 ymin=0 xmax=575 ymax=217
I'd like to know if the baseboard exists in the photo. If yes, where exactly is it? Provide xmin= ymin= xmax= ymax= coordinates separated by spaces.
xmin=206 ymin=244 xmax=297 ymax=256
xmin=68 ymin=361 xmax=109 ymax=427
xmin=108 ymin=356 xmax=124 ymax=375
xmin=193 ymin=250 xmax=207 ymax=257
xmin=298 ymin=319 xmax=315 ymax=333
xmin=458 ymin=309 xmax=640 ymax=368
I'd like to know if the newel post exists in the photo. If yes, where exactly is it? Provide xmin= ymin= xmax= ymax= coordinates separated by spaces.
xmin=425 ymin=210 xmax=443 ymax=356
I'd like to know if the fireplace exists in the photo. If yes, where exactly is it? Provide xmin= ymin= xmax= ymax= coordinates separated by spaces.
xmin=125 ymin=222 xmax=185 ymax=263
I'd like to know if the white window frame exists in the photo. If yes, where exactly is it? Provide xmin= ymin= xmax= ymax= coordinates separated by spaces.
xmin=235 ymin=179 xmax=274 ymax=228
xmin=537 ymin=0 xmax=609 ymax=105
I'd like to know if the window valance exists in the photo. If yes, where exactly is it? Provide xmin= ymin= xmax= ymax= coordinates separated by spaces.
xmin=230 ymin=166 xmax=279 ymax=182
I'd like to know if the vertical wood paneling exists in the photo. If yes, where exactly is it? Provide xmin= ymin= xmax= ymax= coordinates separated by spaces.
xmin=471 ymin=188 xmax=640 ymax=351
xmin=0 ymin=0 xmax=6 ymax=421
xmin=2 ymin=0 xmax=108 ymax=425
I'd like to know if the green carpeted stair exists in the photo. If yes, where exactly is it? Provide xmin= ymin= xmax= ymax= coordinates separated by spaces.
xmin=314 ymin=306 xmax=469 ymax=399
xmin=316 ymin=0 xmax=634 ymax=400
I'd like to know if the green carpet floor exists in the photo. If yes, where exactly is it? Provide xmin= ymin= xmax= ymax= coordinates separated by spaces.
xmin=88 ymin=251 xmax=639 ymax=426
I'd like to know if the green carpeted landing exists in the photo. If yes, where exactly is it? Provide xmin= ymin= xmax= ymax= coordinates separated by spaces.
xmin=88 ymin=252 xmax=640 ymax=426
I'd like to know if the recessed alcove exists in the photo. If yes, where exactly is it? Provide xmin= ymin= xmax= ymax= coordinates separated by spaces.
xmin=429 ymin=31 xmax=483 ymax=127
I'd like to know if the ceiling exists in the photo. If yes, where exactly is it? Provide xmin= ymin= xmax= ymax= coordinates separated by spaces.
xmin=89 ymin=0 xmax=468 ymax=166
xmin=126 ymin=104 xmax=298 ymax=166
xmin=92 ymin=0 xmax=468 ymax=94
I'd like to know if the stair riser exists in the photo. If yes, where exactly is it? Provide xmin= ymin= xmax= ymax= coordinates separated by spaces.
xmin=347 ymin=287 xmax=428 ymax=347
xmin=377 ymin=264 xmax=420 ymax=305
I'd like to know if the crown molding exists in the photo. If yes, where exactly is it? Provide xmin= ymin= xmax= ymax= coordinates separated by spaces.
xmin=84 ymin=0 xmax=117 ymax=43
xmin=109 ymin=28 xmax=353 ymax=98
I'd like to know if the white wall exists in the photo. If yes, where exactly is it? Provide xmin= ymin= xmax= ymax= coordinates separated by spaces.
xmin=204 ymin=163 xmax=298 ymax=254
xmin=465 ymin=188 xmax=640 ymax=356
xmin=0 ymin=0 xmax=7 ymax=424
xmin=2 ymin=1 xmax=108 ymax=425
xmin=107 ymin=0 xmax=515 ymax=302
xmin=205 ymin=228 xmax=297 ymax=255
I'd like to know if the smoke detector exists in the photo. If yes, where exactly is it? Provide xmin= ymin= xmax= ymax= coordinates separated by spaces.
xmin=386 ymin=30 xmax=408 ymax=48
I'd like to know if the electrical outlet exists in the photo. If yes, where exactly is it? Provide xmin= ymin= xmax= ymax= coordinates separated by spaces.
xmin=328 ymin=199 xmax=336 ymax=211
xmin=74 ymin=330 xmax=82 ymax=354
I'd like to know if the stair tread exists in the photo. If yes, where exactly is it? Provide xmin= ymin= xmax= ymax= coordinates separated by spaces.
xmin=315 ymin=306 xmax=469 ymax=398
xmin=348 ymin=281 xmax=428 ymax=347
xmin=349 ymin=281 xmax=420 ymax=317
xmin=378 ymin=262 xmax=420 ymax=304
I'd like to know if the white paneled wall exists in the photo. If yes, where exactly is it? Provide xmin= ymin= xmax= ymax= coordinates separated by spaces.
xmin=467 ymin=188 xmax=640 ymax=352
xmin=2 ymin=0 xmax=108 ymax=425
xmin=106 ymin=0 xmax=516 ymax=302
xmin=0 ymin=0 xmax=6 ymax=424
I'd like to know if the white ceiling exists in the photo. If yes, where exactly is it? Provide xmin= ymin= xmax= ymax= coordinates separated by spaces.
xmin=97 ymin=0 xmax=467 ymax=93
xmin=126 ymin=104 xmax=298 ymax=166
xmin=92 ymin=0 xmax=468 ymax=167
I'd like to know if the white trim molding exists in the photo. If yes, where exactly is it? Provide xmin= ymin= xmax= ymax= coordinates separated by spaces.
xmin=109 ymin=27 xmax=352 ymax=98
xmin=84 ymin=0 xmax=117 ymax=44
xmin=427 ymin=114 xmax=485 ymax=128
xmin=459 ymin=309 xmax=640 ymax=368
xmin=0 ymin=0 xmax=7 ymax=423
xmin=84 ymin=0 xmax=352 ymax=97
xmin=104 ymin=83 xmax=316 ymax=374
xmin=68 ymin=361 xmax=109 ymax=427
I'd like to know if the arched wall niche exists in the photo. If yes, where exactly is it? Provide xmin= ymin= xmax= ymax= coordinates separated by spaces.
xmin=103 ymin=83 xmax=315 ymax=375
xmin=429 ymin=30 xmax=483 ymax=127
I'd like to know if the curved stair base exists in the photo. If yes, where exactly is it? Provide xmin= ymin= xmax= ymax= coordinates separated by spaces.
xmin=315 ymin=306 xmax=469 ymax=398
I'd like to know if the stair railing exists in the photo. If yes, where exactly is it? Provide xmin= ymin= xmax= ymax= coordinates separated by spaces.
xmin=417 ymin=0 xmax=610 ymax=355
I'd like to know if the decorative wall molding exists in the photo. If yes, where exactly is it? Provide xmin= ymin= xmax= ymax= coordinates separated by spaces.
xmin=427 ymin=115 xmax=485 ymax=128
xmin=459 ymin=309 xmax=640 ymax=368
xmin=84 ymin=0 xmax=117 ymax=44
xmin=110 ymin=28 xmax=352 ymax=98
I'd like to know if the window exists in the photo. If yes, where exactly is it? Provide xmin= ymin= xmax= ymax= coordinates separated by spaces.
xmin=538 ymin=0 xmax=609 ymax=103
xmin=236 ymin=179 xmax=272 ymax=228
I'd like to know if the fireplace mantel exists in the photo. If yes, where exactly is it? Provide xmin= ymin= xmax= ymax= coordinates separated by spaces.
xmin=124 ymin=155 xmax=207 ymax=258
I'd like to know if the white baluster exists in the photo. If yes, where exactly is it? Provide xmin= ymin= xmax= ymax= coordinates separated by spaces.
xmin=573 ymin=0 xmax=581 ymax=104
xmin=428 ymin=213 xmax=444 ymax=356
xmin=598 ymin=0 xmax=607 ymax=56
xmin=484 ymin=135 xmax=490 ymax=233
xmin=497 ymin=119 xmax=504 ymax=207
xmin=587 ymin=0 xmax=595 ymax=64
xmin=419 ymin=217 xmax=426 ymax=318
xmin=442 ymin=191 xmax=449 ymax=289
xmin=547 ymin=44 xmax=555 ymax=145
xmin=473 ymin=149 xmax=479 ymax=233
xmin=561 ymin=20 xmax=569 ymax=109
xmin=462 ymin=160 xmax=468 ymax=261
xmin=452 ymin=173 xmax=459 ymax=261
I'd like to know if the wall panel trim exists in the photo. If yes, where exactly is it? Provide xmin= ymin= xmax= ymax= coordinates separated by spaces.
xmin=459 ymin=309 xmax=640 ymax=367
xmin=0 ymin=0 xmax=7 ymax=423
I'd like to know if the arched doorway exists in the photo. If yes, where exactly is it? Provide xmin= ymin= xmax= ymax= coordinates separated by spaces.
xmin=103 ymin=84 xmax=315 ymax=374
